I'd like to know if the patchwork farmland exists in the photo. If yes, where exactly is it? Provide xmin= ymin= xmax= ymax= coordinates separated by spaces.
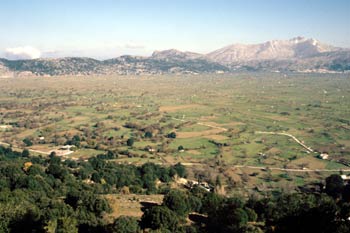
xmin=1 ymin=73 xmax=350 ymax=193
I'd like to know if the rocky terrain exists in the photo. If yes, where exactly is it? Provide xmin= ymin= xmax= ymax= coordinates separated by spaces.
xmin=207 ymin=37 xmax=339 ymax=62
xmin=0 ymin=37 xmax=349 ymax=76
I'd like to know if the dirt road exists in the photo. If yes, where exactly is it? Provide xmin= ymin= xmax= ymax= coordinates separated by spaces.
xmin=255 ymin=131 xmax=314 ymax=152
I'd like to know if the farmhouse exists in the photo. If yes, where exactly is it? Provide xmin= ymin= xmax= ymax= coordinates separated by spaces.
xmin=319 ymin=153 xmax=329 ymax=160
xmin=145 ymin=146 xmax=156 ymax=152
xmin=341 ymin=175 xmax=350 ymax=181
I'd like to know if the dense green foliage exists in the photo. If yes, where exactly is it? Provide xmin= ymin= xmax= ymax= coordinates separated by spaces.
xmin=111 ymin=216 xmax=140 ymax=233
xmin=0 ymin=145 xmax=185 ymax=232
xmin=141 ymin=206 xmax=180 ymax=232
xmin=1 ymin=145 xmax=350 ymax=232
xmin=140 ymin=184 xmax=350 ymax=233
xmin=126 ymin=138 xmax=134 ymax=147
xmin=167 ymin=132 xmax=177 ymax=139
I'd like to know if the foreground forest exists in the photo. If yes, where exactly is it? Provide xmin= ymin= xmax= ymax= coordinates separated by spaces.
xmin=1 ymin=145 xmax=350 ymax=233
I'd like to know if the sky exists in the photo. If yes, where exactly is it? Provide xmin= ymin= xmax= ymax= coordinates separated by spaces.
xmin=0 ymin=0 xmax=349 ymax=59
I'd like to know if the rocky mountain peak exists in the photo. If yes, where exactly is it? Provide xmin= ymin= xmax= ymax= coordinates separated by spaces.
xmin=206 ymin=37 xmax=340 ymax=64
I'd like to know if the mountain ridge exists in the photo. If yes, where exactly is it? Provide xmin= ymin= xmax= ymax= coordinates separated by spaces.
xmin=1 ymin=37 xmax=349 ymax=76
xmin=206 ymin=37 xmax=342 ymax=63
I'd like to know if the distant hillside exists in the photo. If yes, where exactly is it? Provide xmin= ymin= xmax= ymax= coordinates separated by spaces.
xmin=0 ymin=37 xmax=349 ymax=76
xmin=151 ymin=49 xmax=203 ymax=60
xmin=226 ymin=49 xmax=350 ymax=72
xmin=0 ymin=56 xmax=228 ymax=76
xmin=0 ymin=57 xmax=102 ymax=76
xmin=205 ymin=37 xmax=350 ymax=72
xmin=206 ymin=37 xmax=340 ymax=63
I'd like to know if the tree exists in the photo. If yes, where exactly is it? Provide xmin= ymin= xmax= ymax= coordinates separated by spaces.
xmin=342 ymin=184 xmax=350 ymax=202
xmin=127 ymin=138 xmax=134 ymax=147
xmin=141 ymin=206 xmax=179 ymax=231
xmin=271 ymin=194 xmax=339 ymax=233
xmin=159 ymin=168 xmax=171 ymax=183
xmin=49 ymin=151 xmax=57 ymax=158
xmin=47 ymin=164 xmax=66 ymax=179
xmin=89 ymin=157 xmax=106 ymax=170
xmin=144 ymin=132 xmax=153 ymax=138
xmin=206 ymin=197 xmax=249 ymax=233
xmin=187 ymin=195 xmax=202 ymax=213
xmin=22 ymin=149 xmax=30 ymax=157
xmin=45 ymin=217 xmax=78 ymax=233
xmin=178 ymin=145 xmax=184 ymax=151
xmin=142 ymin=173 xmax=157 ymax=193
xmin=23 ymin=138 xmax=33 ymax=147
xmin=91 ymin=172 xmax=101 ymax=183
xmin=70 ymin=135 xmax=81 ymax=147
xmin=325 ymin=174 xmax=344 ymax=199
xmin=112 ymin=216 xmax=140 ymax=233
xmin=61 ymin=217 xmax=78 ymax=233
xmin=163 ymin=190 xmax=190 ymax=217
xmin=201 ymin=193 xmax=223 ymax=214
xmin=167 ymin=132 xmax=176 ymax=139
xmin=77 ymin=168 xmax=90 ymax=180
xmin=49 ymin=154 xmax=61 ymax=165
xmin=107 ymin=150 xmax=116 ymax=159
xmin=64 ymin=159 xmax=78 ymax=168
xmin=173 ymin=163 xmax=187 ymax=178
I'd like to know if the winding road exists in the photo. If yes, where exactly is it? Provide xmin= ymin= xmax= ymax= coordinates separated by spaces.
xmin=231 ymin=165 xmax=350 ymax=172
xmin=169 ymin=117 xmax=348 ymax=173
xmin=172 ymin=117 xmax=314 ymax=153
xmin=2 ymin=121 xmax=344 ymax=173
xmin=179 ymin=163 xmax=350 ymax=172
xmin=255 ymin=131 xmax=314 ymax=153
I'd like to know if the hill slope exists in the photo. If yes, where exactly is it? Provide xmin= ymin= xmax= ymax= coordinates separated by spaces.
xmin=206 ymin=37 xmax=340 ymax=63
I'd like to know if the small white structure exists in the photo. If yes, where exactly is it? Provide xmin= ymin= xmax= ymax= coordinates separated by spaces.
xmin=319 ymin=153 xmax=329 ymax=160
xmin=0 ymin=125 xmax=12 ymax=131
xmin=60 ymin=145 xmax=75 ymax=150
xmin=341 ymin=175 xmax=350 ymax=181
xmin=146 ymin=147 xmax=156 ymax=152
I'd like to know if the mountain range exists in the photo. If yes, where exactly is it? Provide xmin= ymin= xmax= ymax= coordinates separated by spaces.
xmin=1 ymin=37 xmax=349 ymax=77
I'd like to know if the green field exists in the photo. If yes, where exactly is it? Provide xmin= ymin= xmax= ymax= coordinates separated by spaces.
xmin=1 ymin=73 xmax=350 ymax=192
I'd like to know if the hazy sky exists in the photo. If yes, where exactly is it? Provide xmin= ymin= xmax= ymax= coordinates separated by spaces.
xmin=1 ymin=0 xmax=349 ymax=59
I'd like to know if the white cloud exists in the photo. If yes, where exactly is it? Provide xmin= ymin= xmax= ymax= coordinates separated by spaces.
xmin=5 ymin=46 xmax=41 ymax=60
